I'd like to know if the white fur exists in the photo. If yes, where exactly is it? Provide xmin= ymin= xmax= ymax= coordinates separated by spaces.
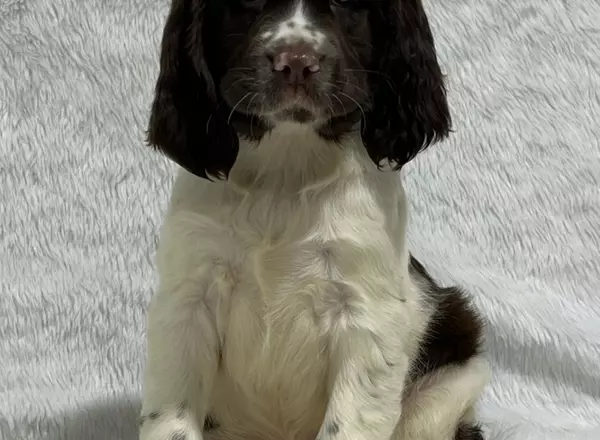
xmin=140 ymin=122 xmax=488 ymax=440
xmin=396 ymin=356 xmax=491 ymax=440
xmin=261 ymin=1 xmax=326 ymax=49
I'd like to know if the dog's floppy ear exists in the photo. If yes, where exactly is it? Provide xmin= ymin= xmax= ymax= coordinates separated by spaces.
xmin=147 ymin=0 xmax=238 ymax=180
xmin=362 ymin=0 xmax=451 ymax=170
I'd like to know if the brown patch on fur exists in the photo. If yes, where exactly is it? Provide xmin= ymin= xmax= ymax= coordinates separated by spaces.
xmin=408 ymin=256 xmax=486 ymax=440
xmin=409 ymin=256 xmax=484 ymax=379
xmin=455 ymin=423 xmax=484 ymax=440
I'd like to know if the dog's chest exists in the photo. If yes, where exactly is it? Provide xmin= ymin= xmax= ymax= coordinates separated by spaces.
xmin=208 ymin=183 xmax=392 ymax=432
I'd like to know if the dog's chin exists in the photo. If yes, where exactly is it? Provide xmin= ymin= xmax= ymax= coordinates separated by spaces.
xmin=226 ymin=97 xmax=363 ymax=142
xmin=273 ymin=107 xmax=316 ymax=124
xmin=262 ymin=95 xmax=328 ymax=125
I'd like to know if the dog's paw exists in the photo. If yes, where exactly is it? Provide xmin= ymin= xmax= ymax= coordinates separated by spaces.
xmin=139 ymin=403 xmax=202 ymax=440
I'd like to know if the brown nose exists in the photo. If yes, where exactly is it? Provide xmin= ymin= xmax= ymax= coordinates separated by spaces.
xmin=271 ymin=44 xmax=320 ymax=85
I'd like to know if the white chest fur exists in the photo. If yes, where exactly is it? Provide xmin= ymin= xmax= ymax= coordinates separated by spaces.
xmin=153 ymin=129 xmax=422 ymax=440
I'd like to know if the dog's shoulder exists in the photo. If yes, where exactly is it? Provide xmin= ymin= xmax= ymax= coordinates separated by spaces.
xmin=155 ymin=170 xmax=237 ymax=283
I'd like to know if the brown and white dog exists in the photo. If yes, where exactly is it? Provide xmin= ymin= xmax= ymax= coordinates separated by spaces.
xmin=140 ymin=1 xmax=489 ymax=440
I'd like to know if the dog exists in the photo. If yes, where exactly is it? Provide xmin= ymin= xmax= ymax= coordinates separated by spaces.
xmin=139 ymin=1 xmax=490 ymax=440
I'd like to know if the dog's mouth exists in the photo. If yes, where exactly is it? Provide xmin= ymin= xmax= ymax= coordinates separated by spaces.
xmin=220 ymin=66 xmax=368 ymax=138
xmin=226 ymin=89 xmax=323 ymax=122
xmin=224 ymin=99 xmax=362 ymax=142
xmin=221 ymin=72 xmax=366 ymax=126
xmin=271 ymin=88 xmax=322 ymax=123
xmin=275 ymin=107 xmax=315 ymax=123
xmin=230 ymin=92 xmax=363 ymax=127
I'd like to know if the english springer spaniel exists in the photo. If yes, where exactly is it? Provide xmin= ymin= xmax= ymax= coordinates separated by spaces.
xmin=140 ymin=1 xmax=489 ymax=440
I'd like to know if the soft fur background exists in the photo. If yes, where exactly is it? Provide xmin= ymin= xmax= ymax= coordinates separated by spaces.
xmin=1 ymin=0 xmax=599 ymax=439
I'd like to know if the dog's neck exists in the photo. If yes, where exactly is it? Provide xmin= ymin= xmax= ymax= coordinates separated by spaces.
xmin=228 ymin=123 xmax=368 ymax=192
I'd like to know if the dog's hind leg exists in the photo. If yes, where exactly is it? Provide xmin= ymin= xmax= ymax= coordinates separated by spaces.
xmin=392 ymin=355 xmax=490 ymax=440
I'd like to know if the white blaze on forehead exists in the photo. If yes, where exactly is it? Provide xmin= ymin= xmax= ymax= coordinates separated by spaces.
xmin=261 ymin=1 xmax=326 ymax=48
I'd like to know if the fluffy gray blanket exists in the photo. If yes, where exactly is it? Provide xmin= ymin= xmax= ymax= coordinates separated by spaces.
xmin=1 ymin=0 xmax=599 ymax=439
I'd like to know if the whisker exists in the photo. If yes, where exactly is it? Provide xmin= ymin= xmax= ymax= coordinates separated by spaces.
xmin=222 ymin=77 xmax=254 ymax=95
xmin=344 ymin=68 xmax=389 ymax=78
xmin=251 ymin=95 xmax=265 ymax=140
xmin=329 ymin=92 xmax=347 ymax=116
xmin=334 ymin=80 xmax=369 ymax=98
xmin=256 ymin=96 xmax=265 ymax=140
xmin=206 ymin=114 xmax=213 ymax=135
xmin=343 ymin=68 xmax=395 ymax=92
xmin=336 ymin=91 xmax=366 ymax=133
xmin=245 ymin=93 xmax=259 ymax=114
xmin=228 ymin=92 xmax=253 ymax=125
xmin=245 ymin=92 xmax=259 ymax=139
xmin=322 ymin=91 xmax=335 ymax=119
xmin=314 ymin=78 xmax=347 ymax=116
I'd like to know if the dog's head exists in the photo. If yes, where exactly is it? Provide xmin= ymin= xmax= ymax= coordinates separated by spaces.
xmin=147 ymin=0 xmax=451 ymax=179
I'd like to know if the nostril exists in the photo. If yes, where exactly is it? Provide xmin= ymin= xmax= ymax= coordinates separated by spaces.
xmin=305 ymin=63 xmax=320 ymax=74
xmin=302 ymin=65 xmax=318 ymax=80
xmin=272 ymin=52 xmax=289 ymax=72
xmin=270 ymin=45 xmax=322 ymax=82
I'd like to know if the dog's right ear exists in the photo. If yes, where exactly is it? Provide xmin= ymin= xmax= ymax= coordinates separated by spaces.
xmin=147 ymin=0 xmax=238 ymax=180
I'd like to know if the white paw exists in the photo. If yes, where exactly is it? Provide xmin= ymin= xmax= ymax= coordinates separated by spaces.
xmin=139 ymin=404 xmax=202 ymax=440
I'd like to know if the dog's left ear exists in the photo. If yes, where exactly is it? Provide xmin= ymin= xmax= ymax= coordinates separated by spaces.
xmin=362 ymin=0 xmax=451 ymax=170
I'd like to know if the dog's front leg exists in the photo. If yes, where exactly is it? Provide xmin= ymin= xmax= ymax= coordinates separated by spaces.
xmin=140 ymin=282 xmax=220 ymax=440
xmin=318 ymin=328 xmax=409 ymax=440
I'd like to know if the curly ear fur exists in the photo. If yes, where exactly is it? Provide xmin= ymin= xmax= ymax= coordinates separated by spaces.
xmin=362 ymin=0 xmax=451 ymax=169
xmin=147 ymin=0 xmax=238 ymax=180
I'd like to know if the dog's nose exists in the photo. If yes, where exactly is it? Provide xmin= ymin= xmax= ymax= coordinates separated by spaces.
xmin=271 ymin=44 xmax=320 ymax=85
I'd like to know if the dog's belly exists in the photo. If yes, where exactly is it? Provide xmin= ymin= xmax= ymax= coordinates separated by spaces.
xmin=208 ymin=239 xmax=343 ymax=440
